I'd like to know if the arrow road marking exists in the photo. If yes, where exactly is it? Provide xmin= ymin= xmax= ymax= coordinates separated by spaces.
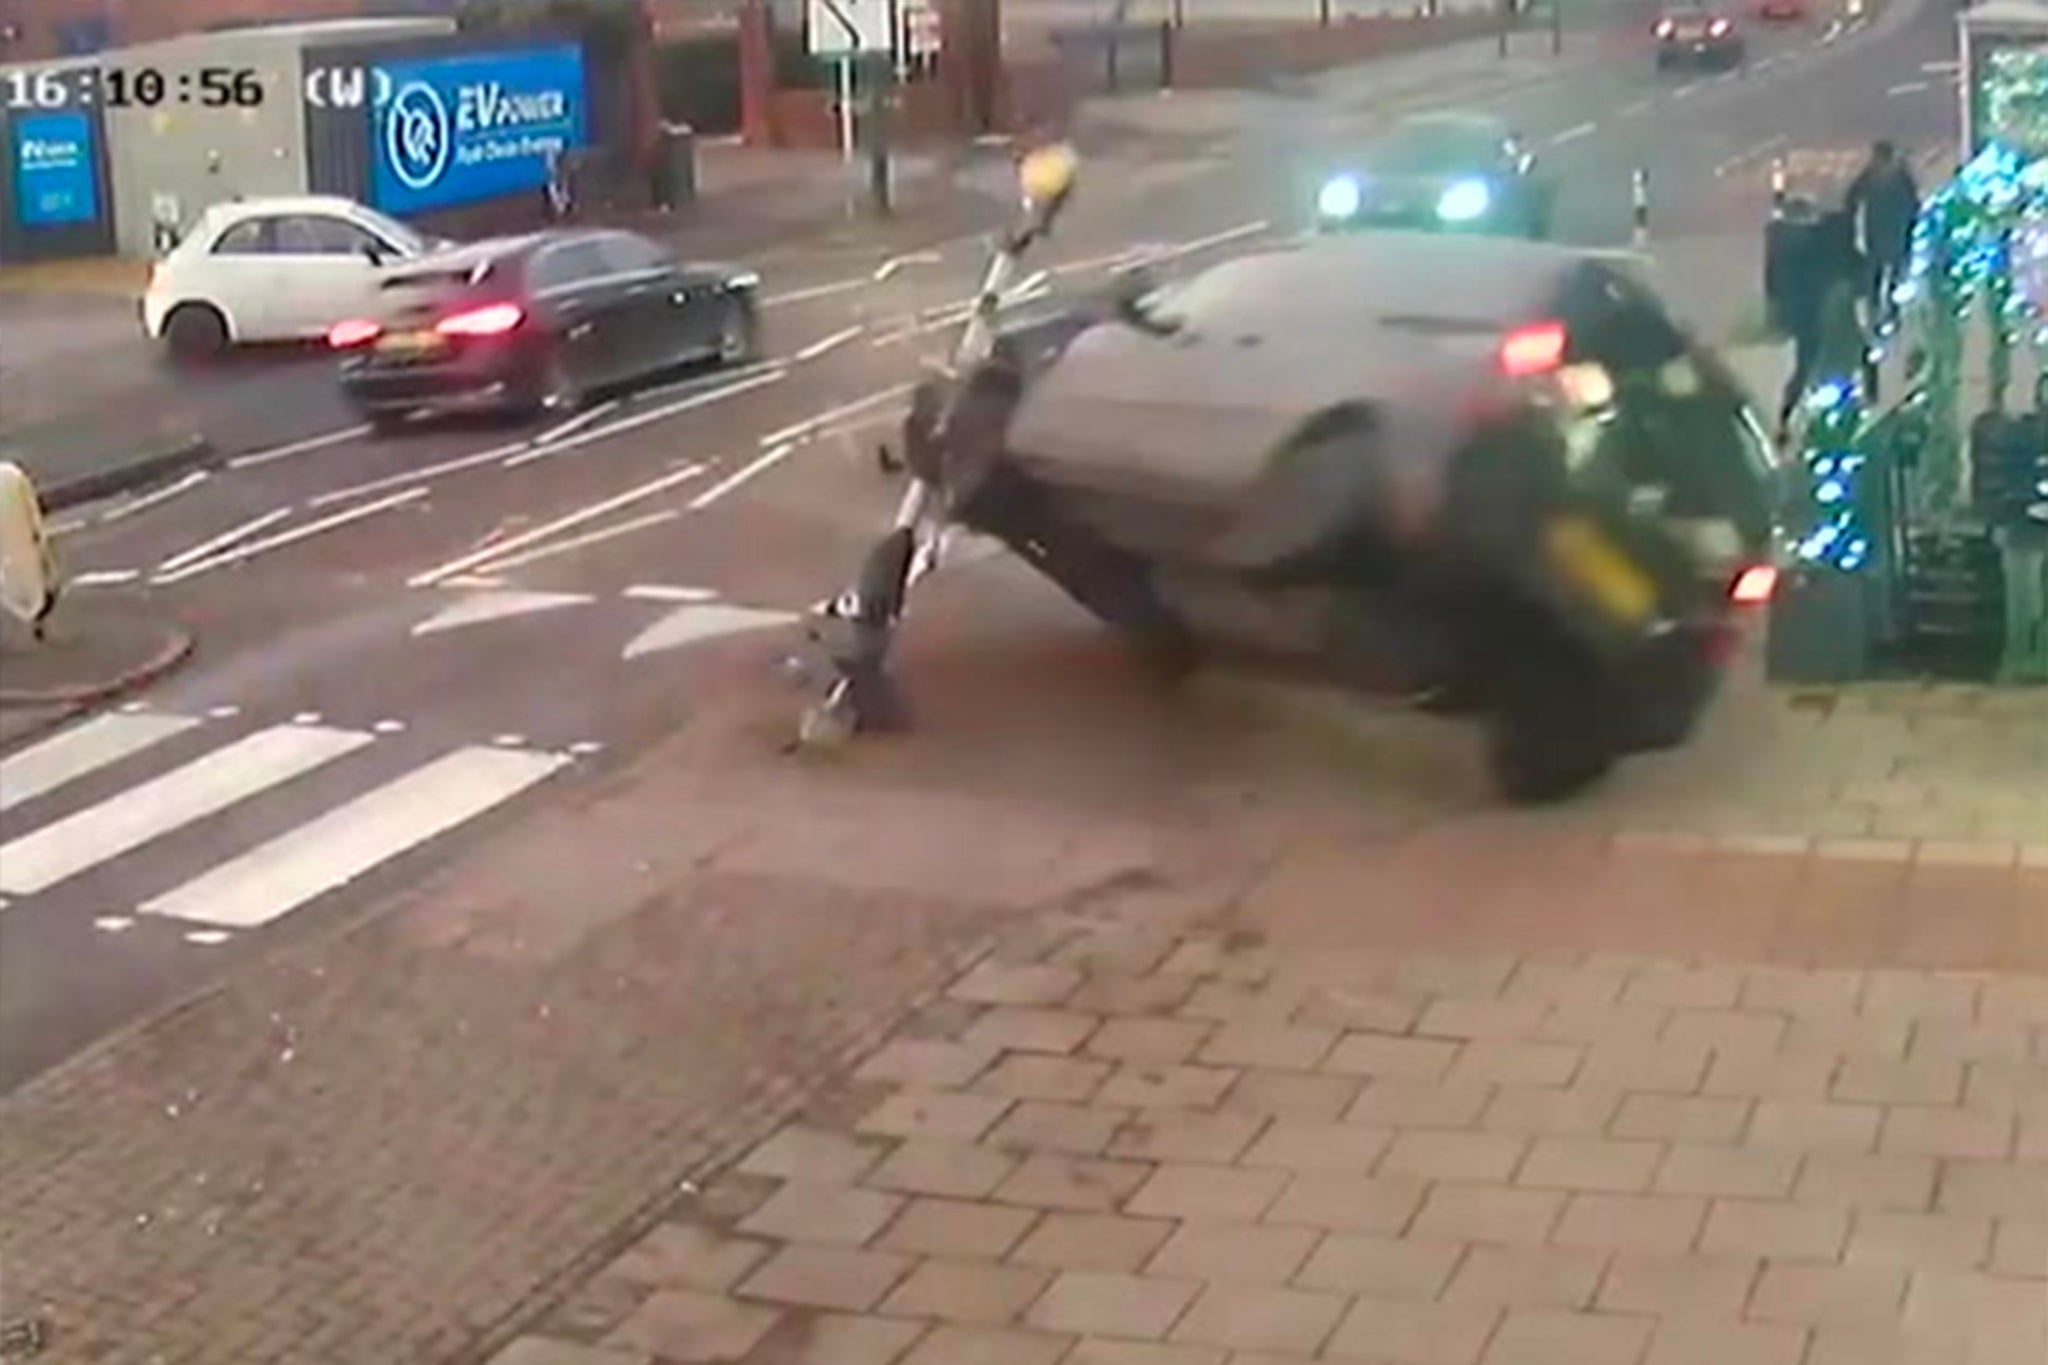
xmin=620 ymin=604 xmax=797 ymax=661
xmin=410 ymin=590 xmax=595 ymax=637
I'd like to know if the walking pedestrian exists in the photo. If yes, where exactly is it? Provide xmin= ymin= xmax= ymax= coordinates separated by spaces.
xmin=1844 ymin=138 xmax=1919 ymax=323
xmin=1767 ymin=198 xmax=1870 ymax=444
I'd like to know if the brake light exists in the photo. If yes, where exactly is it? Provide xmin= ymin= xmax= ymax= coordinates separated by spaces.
xmin=327 ymin=317 xmax=381 ymax=349
xmin=1499 ymin=320 xmax=1568 ymax=377
xmin=436 ymin=302 xmax=524 ymax=337
xmin=1730 ymin=564 xmax=1778 ymax=604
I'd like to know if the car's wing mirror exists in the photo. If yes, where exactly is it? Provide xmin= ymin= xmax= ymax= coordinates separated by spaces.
xmin=1111 ymin=268 xmax=1178 ymax=337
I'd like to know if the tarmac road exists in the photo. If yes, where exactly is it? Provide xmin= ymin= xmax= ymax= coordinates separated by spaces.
xmin=0 ymin=0 xmax=1956 ymax=1093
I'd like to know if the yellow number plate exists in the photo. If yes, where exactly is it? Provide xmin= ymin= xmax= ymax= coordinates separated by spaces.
xmin=1544 ymin=516 xmax=1657 ymax=626
xmin=376 ymin=330 xmax=441 ymax=354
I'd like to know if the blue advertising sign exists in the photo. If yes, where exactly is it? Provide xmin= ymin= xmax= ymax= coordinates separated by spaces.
xmin=370 ymin=43 xmax=589 ymax=216
xmin=12 ymin=110 xmax=99 ymax=228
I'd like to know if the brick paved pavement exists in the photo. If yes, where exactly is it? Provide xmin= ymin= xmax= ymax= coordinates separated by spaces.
xmin=494 ymin=886 xmax=2048 ymax=1365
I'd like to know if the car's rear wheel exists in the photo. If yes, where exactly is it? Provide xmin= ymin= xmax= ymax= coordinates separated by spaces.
xmin=163 ymin=303 xmax=228 ymax=364
xmin=525 ymin=350 xmax=583 ymax=419
xmin=1482 ymin=612 xmax=1617 ymax=803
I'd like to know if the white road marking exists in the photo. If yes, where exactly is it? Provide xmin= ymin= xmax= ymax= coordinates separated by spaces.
xmin=1621 ymin=98 xmax=1653 ymax=115
xmin=1715 ymin=134 xmax=1787 ymax=177
xmin=228 ymin=425 xmax=370 ymax=470
xmin=688 ymin=443 xmax=796 ymax=510
xmin=410 ymin=589 xmax=595 ymax=636
xmin=568 ymin=741 xmax=604 ymax=755
xmin=97 ymin=471 xmax=209 ymax=524
xmin=309 ymin=438 xmax=529 ymax=509
xmin=409 ymin=463 xmax=708 ymax=587
xmin=624 ymin=583 xmax=718 ymax=603
xmin=138 ymin=745 xmax=569 ymax=929
xmin=1549 ymin=122 xmax=1596 ymax=146
xmin=1886 ymin=80 xmax=1929 ymax=95
xmin=154 ymin=507 xmax=295 ymax=575
xmin=621 ymin=604 xmax=798 ymax=660
xmin=492 ymin=734 xmax=525 ymax=747
xmin=184 ymin=931 xmax=231 ymax=945
xmin=0 ymin=723 xmax=373 ymax=897
xmin=207 ymin=705 xmax=239 ymax=719
xmin=292 ymin=712 xmax=323 ymax=724
xmin=763 ymin=384 xmax=915 ymax=447
xmin=874 ymin=250 xmax=944 ymax=280
xmin=1923 ymin=59 xmax=1958 ymax=73
xmin=373 ymin=719 xmax=406 ymax=733
xmin=528 ymin=398 xmax=622 ymax=448
xmin=440 ymin=574 xmax=506 ymax=589
xmin=1141 ymin=220 xmax=1272 ymax=264
xmin=501 ymin=366 xmax=787 ymax=468
xmin=793 ymin=324 xmax=865 ymax=362
xmin=463 ymin=509 xmax=680 ymax=575
xmin=152 ymin=487 xmax=428 ymax=585
xmin=93 ymin=915 xmax=133 ymax=932
xmin=71 ymin=569 xmax=141 ymax=587
xmin=761 ymin=276 xmax=870 ymax=307
xmin=1672 ymin=82 xmax=1699 ymax=98
xmin=1051 ymin=247 xmax=1146 ymax=277
xmin=0 ymin=712 xmax=201 ymax=814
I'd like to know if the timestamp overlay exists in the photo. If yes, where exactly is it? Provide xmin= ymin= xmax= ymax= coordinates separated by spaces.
xmin=2 ymin=66 xmax=267 ymax=110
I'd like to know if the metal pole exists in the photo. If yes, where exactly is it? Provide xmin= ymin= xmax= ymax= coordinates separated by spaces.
xmin=1631 ymin=166 xmax=1649 ymax=246
xmin=1320 ymin=0 xmax=1331 ymax=27
xmin=836 ymin=57 xmax=855 ymax=163
xmin=1173 ymin=0 xmax=1183 ymax=26
xmin=868 ymin=53 xmax=893 ymax=215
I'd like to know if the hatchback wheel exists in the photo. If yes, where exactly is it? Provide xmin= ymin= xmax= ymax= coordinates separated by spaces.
xmin=163 ymin=304 xmax=228 ymax=364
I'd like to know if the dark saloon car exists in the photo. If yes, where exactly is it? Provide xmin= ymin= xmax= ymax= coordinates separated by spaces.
xmin=331 ymin=228 xmax=760 ymax=434
xmin=1655 ymin=7 xmax=1746 ymax=67
xmin=1315 ymin=112 xmax=1554 ymax=240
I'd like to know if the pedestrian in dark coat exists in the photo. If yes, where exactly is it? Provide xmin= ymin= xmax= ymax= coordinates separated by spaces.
xmin=1845 ymin=139 xmax=1919 ymax=322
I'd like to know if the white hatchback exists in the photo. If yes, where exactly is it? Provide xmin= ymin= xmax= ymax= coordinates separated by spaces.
xmin=142 ymin=196 xmax=444 ymax=360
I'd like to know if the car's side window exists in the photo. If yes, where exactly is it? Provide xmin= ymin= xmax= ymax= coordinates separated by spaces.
xmin=210 ymin=219 xmax=272 ymax=255
xmin=529 ymin=240 xmax=612 ymax=292
xmin=273 ymin=215 xmax=386 ymax=257
xmin=595 ymin=233 xmax=668 ymax=276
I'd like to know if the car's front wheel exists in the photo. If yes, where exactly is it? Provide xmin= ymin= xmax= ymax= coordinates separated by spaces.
xmin=715 ymin=300 xmax=760 ymax=366
xmin=163 ymin=303 xmax=229 ymax=364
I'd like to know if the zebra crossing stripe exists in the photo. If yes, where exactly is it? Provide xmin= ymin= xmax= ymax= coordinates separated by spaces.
xmin=140 ymin=745 xmax=569 ymax=929
xmin=0 ymin=712 xmax=201 ymax=815
xmin=0 ymin=724 xmax=373 ymax=897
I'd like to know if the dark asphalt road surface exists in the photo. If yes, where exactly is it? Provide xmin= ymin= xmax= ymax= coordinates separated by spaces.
xmin=0 ymin=0 xmax=1958 ymax=1091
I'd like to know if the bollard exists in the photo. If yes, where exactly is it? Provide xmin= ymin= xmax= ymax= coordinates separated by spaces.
xmin=0 ymin=461 xmax=60 ymax=638
xmin=1769 ymin=156 xmax=1788 ymax=219
xmin=1631 ymin=167 xmax=1650 ymax=246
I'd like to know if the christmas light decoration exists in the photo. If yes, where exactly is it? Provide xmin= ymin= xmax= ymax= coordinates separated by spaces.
xmin=1793 ymin=379 xmax=1875 ymax=572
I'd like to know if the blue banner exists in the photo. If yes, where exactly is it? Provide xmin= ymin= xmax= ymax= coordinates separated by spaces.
xmin=369 ymin=43 xmax=588 ymax=216
xmin=12 ymin=111 xmax=99 ymax=228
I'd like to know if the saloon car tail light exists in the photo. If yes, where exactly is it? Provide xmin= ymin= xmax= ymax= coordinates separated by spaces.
xmin=436 ymin=302 xmax=524 ymax=337
xmin=1499 ymin=320 xmax=1568 ymax=377
xmin=1729 ymin=563 xmax=1778 ymax=604
xmin=327 ymin=317 xmax=382 ymax=349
